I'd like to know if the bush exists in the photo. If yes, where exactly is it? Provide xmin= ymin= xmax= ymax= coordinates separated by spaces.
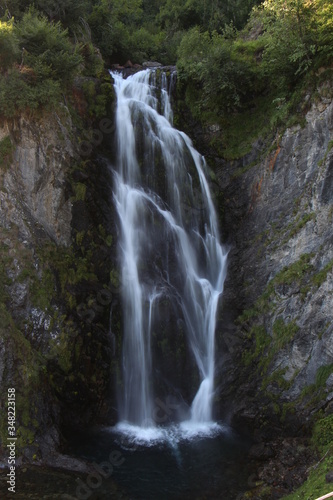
xmin=177 ymin=27 xmax=256 ymax=116
xmin=0 ymin=19 xmax=19 ymax=71
xmin=0 ymin=9 xmax=83 ymax=117
xmin=0 ymin=68 xmax=61 ymax=117
xmin=256 ymin=0 xmax=333 ymax=90
xmin=129 ymin=27 xmax=165 ymax=63
xmin=17 ymin=9 xmax=82 ymax=83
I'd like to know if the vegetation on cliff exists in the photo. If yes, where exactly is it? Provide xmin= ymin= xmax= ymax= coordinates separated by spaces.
xmin=1 ymin=0 xmax=332 ymax=156
xmin=0 ymin=1 xmax=332 ymax=498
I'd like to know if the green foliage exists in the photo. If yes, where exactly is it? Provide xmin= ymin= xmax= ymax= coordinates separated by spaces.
xmin=79 ymin=42 xmax=104 ymax=78
xmin=177 ymin=27 xmax=256 ymax=116
xmin=273 ymin=254 xmax=314 ymax=286
xmin=272 ymin=318 xmax=299 ymax=349
xmin=0 ymin=135 xmax=14 ymax=168
xmin=0 ymin=9 xmax=83 ymax=117
xmin=258 ymin=0 xmax=317 ymax=91
xmin=312 ymin=259 xmax=333 ymax=287
xmin=129 ymin=26 xmax=165 ymax=62
xmin=158 ymin=0 xmax=260 ymax=33
xmin=0 ymin=19 xmax=19 ymax=70
xmin=176 ymin=0 xmax=333 ymax=158
xmin=88 ymin=0 xmax=145 ymax=62
xmin=313 ymin=413 xmax=333 ymax=450
xmin=17 ymin=9 xmax=82 ymax=83
xmin=0 ymin=67 xmax=61 ymax=117
xmin=242 ymin=324 xmax=270 ymax=367
xmin=283 ymin=413 xmax=333 ymax=500
xmin=0 ymin=0 xmax=91 ymax=29
xmin=81 ymin=79 xmax=114 ymax=118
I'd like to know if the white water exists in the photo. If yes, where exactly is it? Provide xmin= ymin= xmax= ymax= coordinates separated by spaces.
xmin=111 ymin=69 xmax=227 ymax=437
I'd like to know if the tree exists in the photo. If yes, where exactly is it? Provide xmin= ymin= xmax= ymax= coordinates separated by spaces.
xmin=258 ymin=0 xmax=333 ymax=90
xmin=17 ymin=9 xmax=82 ymax=83
xmin=177 ymin=27 xmax=255 ymax=116
xmin=0 ymin=18 xmax=19 ymax=70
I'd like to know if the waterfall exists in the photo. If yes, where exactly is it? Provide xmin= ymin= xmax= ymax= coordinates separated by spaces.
xmin=111 ymin=69 xmax=227 ymax=433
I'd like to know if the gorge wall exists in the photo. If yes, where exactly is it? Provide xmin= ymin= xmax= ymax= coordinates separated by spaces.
xmin=0 ymin=84 xmax=117 ymax=463
xmin=0 ymin=73 xmax=332 ymax=472
xmin=0 ymin=109 xmax=77 ymax=460
xmin=213 ymin=82 xmax=333 ymax=436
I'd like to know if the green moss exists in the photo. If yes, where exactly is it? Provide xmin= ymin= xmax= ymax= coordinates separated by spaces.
xmin=75 ymin=230 xmax=85 ymax=247
xmin=48 ymin=327 xmax=77 ymax=374
xmin=0 ymin=135 xmax=14 ymax=168
xmin=237 ymin=307 xmax=258 ymax=323
xmin=242 ymin=325 xmax=270 ymax=367
xmin=98 ymin=224 xmax=113 ymax=247
xmin=318 ymin=138 xmax=333 ymax=168
xmin=299 ymin=363 xmax=333 ymax=407
xmin=238 ymin=255 xmax=314 ymax=328
xmin=110 ymin=268 xmax=120 ymax=289
xmin=273 ymin=254 xmax=314 ymax=287
xmin=287 ymin=212 xmax=316 ymax=240
xmin=239 ymin=256 xmax=313 ymax=374
xmin=0 ymin=305 xmax=43 ymax=453
xmin=272 ymin=318 xmax=299 ymax=350
xmin=313 ymin=414 xmax=333 ymax=451
xmin=312 ymin=259 xmax=333 ymax=288
xmin=212 ymin=95 xmax=278 ymax=160
xmin=73 ymin=182 xmax=87 ymax=201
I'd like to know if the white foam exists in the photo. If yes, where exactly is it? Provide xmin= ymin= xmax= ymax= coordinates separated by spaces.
xmin=110 ymin=421 xmax=228 ymax=449
xmin=179 ymin=420 xmax=224 ymax=438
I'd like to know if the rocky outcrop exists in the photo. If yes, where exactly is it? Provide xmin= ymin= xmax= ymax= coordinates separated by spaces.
xmin=2 ymin=107 xmax=73 ymax=246
xmin=0 ymin=71 xmax=121 ymax=463
xmin=215 ymin=84 xmax=333 ymax=433
xmin=0 ymin=108 xmax=77 ymax=462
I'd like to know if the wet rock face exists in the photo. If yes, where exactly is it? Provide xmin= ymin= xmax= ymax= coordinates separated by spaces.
xmin=215 ymin=94 xmax=333 ymax=429
xmin=0 ymin=110 xmax=76 ymax=461
xmin=5 ymin=108 xmax=74 ymax=246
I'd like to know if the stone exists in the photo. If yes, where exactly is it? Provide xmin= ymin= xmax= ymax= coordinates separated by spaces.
xmin=142 ymin=61 xmax=162 ymax=68
xmin=249 ymin=443 xmax=275 ymax=460
xmin=326 ymin=470 xmax=333 ymax=483
xmin=3 ymin=109 xmax=74 ymax=246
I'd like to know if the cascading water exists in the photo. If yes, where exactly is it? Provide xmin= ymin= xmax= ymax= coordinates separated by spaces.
xmin=111 ymin=69 xmax=227 ymax=437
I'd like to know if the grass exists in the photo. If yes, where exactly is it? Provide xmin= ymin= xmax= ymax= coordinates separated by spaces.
xmin=206 ymin=78 xmax=308 ymax=161
xmin=312 ymin=259 xmax=333 ymax=288
xmin=272 ymin=318 xmax=299 ymax=350
xmin=283 ymin=414 xmax=333 ymax=500
xmin=212 ymin=95 xmax=279 ymax=160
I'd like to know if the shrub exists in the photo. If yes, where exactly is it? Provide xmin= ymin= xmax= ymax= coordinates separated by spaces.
xmin=0 ymin=19 xmax=19 ymax=71
xmin=17 ymin=9 xmax=82 ymax=84
xmin=177 ymin=27 xmax=256 ymax=116
xmin=0 ymin=68 xmax=61 ymax=117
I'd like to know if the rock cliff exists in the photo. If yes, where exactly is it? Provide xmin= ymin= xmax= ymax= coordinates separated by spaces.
xmin=0 ymin=74 xmax=332 ymax=488
xmin=0 ymin=109 xmax=75 ymax=461
xmin=0 ymin=97 xmax=116 ymax=462
xmin=214 ymin=83 xmax=333 ymax=435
